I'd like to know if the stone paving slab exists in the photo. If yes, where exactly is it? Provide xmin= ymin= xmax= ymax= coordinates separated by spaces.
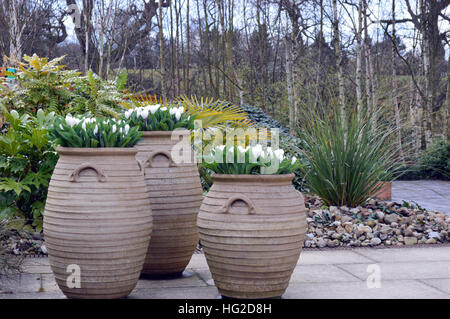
xmin=1 ymin=246 xmax=449 ymax=299
xmin=392 ymin=180 xmax=450 ymax=214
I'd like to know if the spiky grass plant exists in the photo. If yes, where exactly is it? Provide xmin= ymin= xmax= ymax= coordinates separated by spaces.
xmin=298 ymin=108 xmax=403 ymax=207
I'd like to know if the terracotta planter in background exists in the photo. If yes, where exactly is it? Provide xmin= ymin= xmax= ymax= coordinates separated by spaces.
xmin=44 ymin=147 xmax=152 ymax=299
xmin=136 ymin=130 xmax=203 ymax=277
xmin=198 ymin=174 xmax=307 ymax=299
xmin=373 ymin=181 xmax=392 ymax=201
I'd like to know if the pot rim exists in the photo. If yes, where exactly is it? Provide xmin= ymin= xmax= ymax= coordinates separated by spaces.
xmin=140 ymin=130 xmax=191 ymax=137
xmin=57 ymin=146 xmax=138 ymax=156
xmin=212 ymin=173 xmax=295 ymax=183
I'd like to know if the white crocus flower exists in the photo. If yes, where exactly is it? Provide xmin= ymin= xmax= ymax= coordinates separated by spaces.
xmin=112 ymin=125 xmax=117 ymax=133
xmin=175 ymin=109 xmax=183 ymax=121
xmin=93 ymin=125 xmax=98 ymax=135
xmin=148 ymin=104 xmax=160 ymax=114
xmin=291 ymin=156 xmax=297 ymax=165
xmin=169 ymin=107 xmax=177 ymax=116
xmin=124 ymin=124 xmax=130 ymax=134
xmin=141 ymin=109 xmax=149 ymax=119
xmin=124 ymin=110 xmax=132 ymax=119
xmin=274 ymin=149 xmax=285 ymax=161
xmin=59 ymin=124 xmax=64 ymax=130
xmin=82 ymin=121 xmax=86 ymax=130
xmin=160 ymin=107 xmax=167 ymax=111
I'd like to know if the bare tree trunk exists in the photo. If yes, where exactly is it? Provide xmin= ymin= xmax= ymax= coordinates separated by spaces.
xmin=170 ymin=0 xmax=176 ymax=97
xmin=391 ymin=0 xmax=404 ymax=160
xmin=4 ymin=0 xmax=24 ymax=60
xmin=158 ymin=0 xmax=166 ymax=97
xmin=363 ymin=0 xmax=373 ymax=121
xmin=420 ymin=0 xmax=433 ymax=149
xmin=314 ymin=0 xmax=323 ymax=108
xmin=186 ymin=0 xmax=191 ymax=96
xmin=445 ymin=58 xmax=450 ymax=141
xmin=409 ymin=77 xmax=419 ymax=154
xmin=332 ymin=0 xmax=346 ymax=127
xmin=203 ymin=0 xmax=215 ymax=96
xmin=285 ymin=14 xmax=294 ymax=134
xmin=355 ymin=0 xmax=363 ymax=117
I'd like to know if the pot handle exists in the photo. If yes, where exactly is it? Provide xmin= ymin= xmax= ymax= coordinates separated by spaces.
xmin=144 ymin=151 xmax=176 ymax=168
xmin=137 ymin=160 xmax=146 ymax=177
xmin=219 ymin=195 xmax=256 ymax=215
xmin=69 ymin=163 xmax=107 ymax=182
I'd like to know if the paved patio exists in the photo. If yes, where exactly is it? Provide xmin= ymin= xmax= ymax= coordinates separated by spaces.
xmin=1 ymin=246 xmax=449 ymax=299
xmin=392 ymin=180 xmax=450 ymax=215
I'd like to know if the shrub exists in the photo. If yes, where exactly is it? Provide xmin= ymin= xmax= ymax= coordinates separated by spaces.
xmin=417 ymin=140 xmax=449 ymax=180
xmin=395 ymin=140 xmax=450 ymax=181
xmin=0 ymin=55 xmax=126 ymax=117
xmin=298 ymin=109 xmax=403 ymax=207
xmin=0 ymin=108 xmax=58 ymax=231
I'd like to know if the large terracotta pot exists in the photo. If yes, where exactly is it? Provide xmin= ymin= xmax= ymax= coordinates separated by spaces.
xmin=136 ymin=130 xmax=203 ymax=276
xmin=44 ymin=147 xmax=152 ymax=299
xmin=373 ymin=181 xmax=392 ymax=201
xmin=198 ymin=174 xmax=307 ymax=299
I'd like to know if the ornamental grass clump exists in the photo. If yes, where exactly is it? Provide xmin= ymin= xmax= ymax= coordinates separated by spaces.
xmin=202 ymin=144 xmax=302 ymax=175
xmin=298 ymin=109 xmax=403 ymax=207
xmin=48 ymin=114 xmax=142 ymax=148
xmin=123 ymin=103 xmax=195 ymax=131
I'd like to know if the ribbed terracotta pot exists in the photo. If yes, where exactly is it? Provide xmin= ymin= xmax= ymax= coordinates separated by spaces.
xmin=198 ymin=174 xmax=307 ymax=299
xmin=43 ymin=147 xmax=152 ymax=299
xmin=136 ymin=130 xmax=203 ymax=276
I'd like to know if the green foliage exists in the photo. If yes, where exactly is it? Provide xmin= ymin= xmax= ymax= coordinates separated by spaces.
xmin=0 ymin=108 xmax=58 ymax=231
xmin=69 ymin=70 xmax=126 ymax=117
xmin=417 ymin=140 xmax=449 ymax=180
xmin=396 ymin=140 xmax=450 ymax=181
xmin=0 ymin=54 xmax=126 ymax=117
xmin=48 ymin=115 xmax=142 ymax=148
xmin=202 ymin=144 xmax=301 ymax=175
xmin=298 ymin=108 xmax=402 ymax=207
xmin=123 ymin=104 xmax=195 ymax=131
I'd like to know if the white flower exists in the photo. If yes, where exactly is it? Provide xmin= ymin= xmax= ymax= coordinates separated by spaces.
xmin=274 ymin=149 xmax=285 ymax=161
xmin=160 ymin=107 xmax=168 ymax=111
xmin=141 ymin=109 xmax=149 ymax=119
xmin=175 ymin=109 xmax=183 ymax=121
xmin=237 ymin=146 xmax=249 ymax=154
xmin=112 ymin=125 xmax=117 ymax=133
xmin=59 ymin=124 xmax=64 ymax=130
xmin=148 ymin=104 xmax=160 ymax=114
xmin=169 ymin=108 xmax=177 ymax=116
xmin=10 ymin=110 xmax=19 ymax=118
xmin=65 ymin=115 xmax=77 ymax=127
xmin=82 ymin=121 xmax=86 ymax=130
xmin=216 ymin=145 xmax=226 ymax=151
xmin=124 ymin=124 xmax=130 ymax=134
xmin=291 ymin=156 xmax=297 ymax=165
xmin=93 ymin=125 xmax=98 ymax=135
xmin=124 ymin=110 xmax=132 ymax=119
xmin=251 ymin=144 xmax=263 ymax=159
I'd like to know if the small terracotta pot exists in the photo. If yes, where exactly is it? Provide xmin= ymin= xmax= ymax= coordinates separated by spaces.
xmin=373 ymin=181 xmax=392 ymax=201
xmin=44 ymin=147 xmax=152 ymax=299
xmin=198 ymin=174 xmax=307 ymax=299
xmin=136 ymin=130 xmax=203 ymax=276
